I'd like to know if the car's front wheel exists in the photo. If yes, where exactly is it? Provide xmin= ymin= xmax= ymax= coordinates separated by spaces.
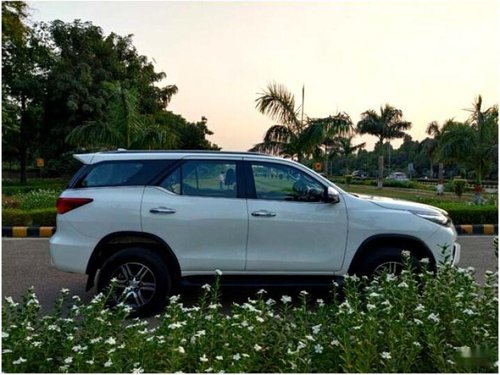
xmin=356 ymin=246 xmax=417 ymax=278
xmin=97 ymin=247 xmax=171 ymax=317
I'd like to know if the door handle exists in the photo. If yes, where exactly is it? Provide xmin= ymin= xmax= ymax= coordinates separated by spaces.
xmin=150 ymin=207 xmax=176 ymax=214
xmin=251 ymin=210 xmax=276 ymax=217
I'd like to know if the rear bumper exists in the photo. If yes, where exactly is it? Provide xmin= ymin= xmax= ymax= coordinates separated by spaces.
xmin=49 ymin=219 xmax=97 ymax=274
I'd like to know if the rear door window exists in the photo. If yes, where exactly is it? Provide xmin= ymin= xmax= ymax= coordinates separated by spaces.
xmin=75 ymin=160 xmax=173 ymax=188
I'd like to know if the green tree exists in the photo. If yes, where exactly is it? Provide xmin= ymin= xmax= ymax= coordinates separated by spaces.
xmin=251 ymin=83 xmax=351 ymax=161
xmin=356 ymin=104 xmax=412 ymax=186
xmin=2 ymin=1 xmax=53 ymax=182
xmin=330 ymin=134 xmax=365 ymax=175
xmin=438 ymin=96 xmax=498 ymax=186
xmin=251 ymin=82 xmax=305 ymax=160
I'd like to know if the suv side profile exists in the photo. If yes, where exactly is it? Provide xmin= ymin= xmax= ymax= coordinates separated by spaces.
xmin=50 ymin=151 xmax=460 ymax=315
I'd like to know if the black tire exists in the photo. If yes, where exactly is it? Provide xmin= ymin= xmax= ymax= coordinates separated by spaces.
xmin=355 ymin=246 xmax=418 ymax=278
xmin=97 ymin=247 xmax=171 ymax=317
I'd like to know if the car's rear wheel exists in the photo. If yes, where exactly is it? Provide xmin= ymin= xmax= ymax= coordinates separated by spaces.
xmin=97 ymin=247 xmax=171 ymax=317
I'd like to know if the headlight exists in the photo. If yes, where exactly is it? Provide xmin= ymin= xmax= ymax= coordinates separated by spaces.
xmin=410 ymin=210 xmax=450 ymax=226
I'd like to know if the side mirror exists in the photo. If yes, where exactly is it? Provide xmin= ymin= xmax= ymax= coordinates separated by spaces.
xmin=324 ymin=186 xmax=341 ymax=204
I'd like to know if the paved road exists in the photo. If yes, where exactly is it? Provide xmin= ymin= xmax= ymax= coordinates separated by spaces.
xmin=2 ymin=237 xmax=497 ymax=313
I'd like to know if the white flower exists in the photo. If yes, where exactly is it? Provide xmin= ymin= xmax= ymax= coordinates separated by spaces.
xmin=232 ymin=353 xmax=241 ymax=361
xmin=446 ymin=359 xmax=455 ymax=365
xmin=216 ymin=355 xmax=223 ymax=361
xmin=202 ymin=284 xmax=211 ymax=291
xmin=316 ymin=299 xmax=325 ymax=307
xmin=463 ymin=308 xmax=475 ymax=316
xmin=133 ymin=367 xmax=144 ymax=373
xmin=61 ymin=288 xmax=70 ymax=294
xmin=381 ymin=351 xmax=392 ymax=360
xmin=300 ymin=290 xmax=309 ymax=296
xmin=215 ymin=269 xmax=223 ymax=276
xmin=256 ymin=316 xmax=264 ymax=323
xmin=254 ymin=344 xmax=262 ymax=352
xmin=415 ymin=304 xmax=425 ymax=311
xmin=3 ymin=349 xmax=13 ymax=354
xmin=420 ymin=258 xmax=430 ymax=264
xmin=312 ymin=324 xmax=322 ymax=334
xmin=86 ymin=359 xmax=95 ymax=365
xmin=428 ymin=313 xmax=440 ymax=323
xmin=367 ymin=303 xmax=376 ymax=310
xmin=12 ymin=357 xmax=27 ymax=365
xmin=90 ymin=337 xmax=102 ymax=344
xmin=265 ymin=298 xmax=276 ymax=306
xmin=5 ymin=296 xmax=19 ymax=307
xmin=305 ymin=335 xmax=315 ymax=341
xmin=369 ymin=292 xmax=380 ymax=298
xmin=398 ymin=281 xmax=409 ymax=288
xmin=413 ymin=318 xmax=423 ymax=325
xmin=2 ymin=331 xmax=9 ymax=338
xmin=458 ymin=346 xmax=472 ymax=358
xmin=104 ymin=359 xmax=113 ymax=367
xmin=200 ymin=354 xmax=209 ymax=362
xmin=331 ymin=339 xmax=340 ymax=346
xmin=59 ymin=365 xmax=69 ymax=371
xmin=413 ymin=341 xmax=422 ymax=348
xmin=204 ymin=367 xmax=213 ymax=373
xmin=401 ymin=250 xmax=411 ymax=257
xmin=314 ymin=344 xmax=323 ymax=354
xmin=281 ymin=295 xmax=292 ymax=304
xmin=257 ymin=289 xmax=267 ymax=295
xmin=64 ymin=357 xmax=73 ymax=364
xmin=105 ymin=337 xmax=116 ymax=345
xmin=297 ymin=341 xmax=306 ymax=350
xmin=47 ymin=324 xmax=60 ymax=332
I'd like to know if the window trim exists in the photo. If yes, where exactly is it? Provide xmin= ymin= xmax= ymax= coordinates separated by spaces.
xmin=244 ymin=160 xmax=328 ymax=203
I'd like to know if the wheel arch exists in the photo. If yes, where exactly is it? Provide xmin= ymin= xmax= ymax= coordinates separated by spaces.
xmin=85 ymin=231 xmax=181 ymax=291
xmin=347 ymin=234 xmax=436 ymax=275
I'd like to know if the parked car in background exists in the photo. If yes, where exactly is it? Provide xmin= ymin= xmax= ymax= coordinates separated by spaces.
xmin=50 ymin=150 xmax=459 ymax=316
xmin=352 ymin=170 xmax=367 ymax=179
xmin=386 ymin=172 xmax=409 ymax=181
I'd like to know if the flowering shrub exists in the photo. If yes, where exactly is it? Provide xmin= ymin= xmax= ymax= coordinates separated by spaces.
xmin=18 ymin=189 xmax=59 ymax=210
xmin=2 ymin=261 xmax=497 ymax=373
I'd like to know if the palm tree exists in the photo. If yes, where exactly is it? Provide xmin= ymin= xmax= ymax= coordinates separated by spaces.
xmin=357 ymin=104 xmax=412 ymax=163
xmin=250 ymin=82 xmax=304 ymax=160
xmin=333 ymin=135 xmax=366 ymax=175
xmin=438 ymin=96 xmax=498 ymax=187
xmin=66 ymin=83 xmax=174 ymax=149
xmin=356 ymin=104 xmax=411 ymax=187
xmin=251 ymin=82 xmax=351 ymax=162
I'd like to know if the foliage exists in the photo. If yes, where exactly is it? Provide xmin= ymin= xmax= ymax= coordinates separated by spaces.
xmin=251 ymin=83 xmax=351 ymax=161
xmin=344 ymin=175 xmax=352 ymax=185
xmin=438 ymin=96 xmax=498 ymax=186
xmin=2 ymin=178 xmax=67 ymax=196
xmin=2 ymin=207 xmax=57 ymax=226
xmin=437 ymin=205 xmax=498 ymax=225
xmin=2 ymin=261 xmax=498 ymax=373
xmin=452 ymin=179 xmax=467 ymax=199
xmin=17 ymin=189 xmax=59 ymax=210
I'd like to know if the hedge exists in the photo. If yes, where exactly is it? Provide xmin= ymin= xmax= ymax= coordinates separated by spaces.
xmin=2 ymin=208 xmax=57 ymax=226
xmin=437 ymin=204 xmax=498 ymax=225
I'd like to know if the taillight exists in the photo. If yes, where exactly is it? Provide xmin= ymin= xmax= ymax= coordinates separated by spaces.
xmin=56 ymin=198 xmax=93 ymax=214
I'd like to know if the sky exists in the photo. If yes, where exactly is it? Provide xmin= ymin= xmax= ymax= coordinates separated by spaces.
xmin=27 ymin=0 xmax=499 ymax=151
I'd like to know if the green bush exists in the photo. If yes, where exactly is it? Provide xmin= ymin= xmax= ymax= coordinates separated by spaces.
xmin=439 ymin=204 xmax=498 ymax=225
xmin=29 ymin=208 xmax=57 ymax=226
xmin=452 ymin=178 xmax=467 ymax=199
xmin=18 ymin=189 xmax=58 ymax=210
xmin=1 ymin=209 xmax=31 ymax=226
xmin=344 ymin=175 xmax=352 ymax=185
xmin=2 ymin=260 xmax=497 ymax=373
xmin=2 ymin=208 xmax=56 ymax=226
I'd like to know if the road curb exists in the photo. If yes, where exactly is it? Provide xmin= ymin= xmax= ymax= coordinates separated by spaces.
xmin=2 ymin=226 xmax=56 ymax=238
xmin=2 ymin=225 xmax=498 ymax=238
xmin=455 ymin=224 xmax=498 ymax=235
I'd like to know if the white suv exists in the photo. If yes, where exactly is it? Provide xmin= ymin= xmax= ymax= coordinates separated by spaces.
xmin=50 ymin=151 xmax=460 ymax=315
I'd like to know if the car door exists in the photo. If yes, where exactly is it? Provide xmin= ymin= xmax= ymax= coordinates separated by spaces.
xmin=141 ymin=158 xmax=248 ymax=273
xmin=244 ymin=160 xmax=348 ymax=272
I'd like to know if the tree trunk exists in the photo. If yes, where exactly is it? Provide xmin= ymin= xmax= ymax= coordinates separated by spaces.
xmin=19 ymin=96 xmax=28 ymax=183
xmin=377 ymin=155 xmax=384 ymax=189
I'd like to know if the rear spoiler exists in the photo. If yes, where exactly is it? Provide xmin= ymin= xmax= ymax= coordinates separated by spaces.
xmin=73 ymin=153 xmax=96 ymax=164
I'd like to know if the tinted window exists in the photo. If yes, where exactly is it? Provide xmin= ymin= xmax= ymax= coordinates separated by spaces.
xmin=160 ymin=160 xmax=238 ymax=198
xmin=251 ymin=162 xmax=324 ymax=202
xmin=76 ymin=160 xmax=172 ymax=188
